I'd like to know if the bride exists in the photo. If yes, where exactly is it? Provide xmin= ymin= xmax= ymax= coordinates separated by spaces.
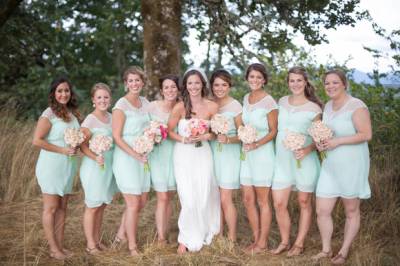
xmin=168 ymin=68 xmax=221 ymax=254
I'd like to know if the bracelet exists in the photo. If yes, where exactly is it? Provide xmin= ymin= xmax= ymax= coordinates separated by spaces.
xmin=254 ymin=142 xmax=259 ymax=148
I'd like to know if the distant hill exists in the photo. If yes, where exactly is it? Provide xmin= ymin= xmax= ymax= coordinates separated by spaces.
xmin=351 ymin=70 xmax=400 ymax=88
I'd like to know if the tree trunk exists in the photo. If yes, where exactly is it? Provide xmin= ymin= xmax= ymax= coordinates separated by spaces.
xmin=141 ymin=0 xmax=182 ymax=99
xmin=0 ymin=0 xmax=23 ymax=28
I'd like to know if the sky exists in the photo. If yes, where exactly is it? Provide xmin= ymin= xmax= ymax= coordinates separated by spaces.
xmin=186 ymin=0 xmax=399 ymax=73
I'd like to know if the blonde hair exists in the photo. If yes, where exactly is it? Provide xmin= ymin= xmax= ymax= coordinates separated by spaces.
xmin=123 ymin=66 xmax=146 ymax=83
xmin=91 ymin=82 xmax=112 ymax=98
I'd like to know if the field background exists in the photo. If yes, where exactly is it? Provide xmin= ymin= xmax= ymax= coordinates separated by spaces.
xmin=0 ymin=108 xmax=399 ymax=266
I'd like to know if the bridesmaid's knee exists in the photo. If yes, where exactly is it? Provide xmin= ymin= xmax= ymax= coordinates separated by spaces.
xmin=273 ymin=200 xmax=287 ymax=212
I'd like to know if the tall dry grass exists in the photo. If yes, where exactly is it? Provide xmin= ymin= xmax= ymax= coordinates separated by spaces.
xmin=0 ymin=110 xmax=399 ymax=265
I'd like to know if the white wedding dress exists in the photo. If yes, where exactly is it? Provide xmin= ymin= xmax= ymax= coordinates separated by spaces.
xmin=173 ymin=119 xmax=221 ymax=251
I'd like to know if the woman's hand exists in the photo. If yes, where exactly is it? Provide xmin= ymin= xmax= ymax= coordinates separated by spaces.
xmin=132 ymin=152 xmax=148 ymax=163
xmin=294 ymin=146 xmax=312 ymax=160
xmin=243 ymin=142 xmax=259 ymax=152
xmin=317 ymin=138 xmax=340 ymax=151
xmin=217 ymin=134 xmax=228 ymax=144
xmin=63 ymin=147 xmax=77 ymax=156
xmin=95 ymin=155 xmax=104 ymax=166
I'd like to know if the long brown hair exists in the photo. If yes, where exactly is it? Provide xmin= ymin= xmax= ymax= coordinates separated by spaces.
xmin=48 ymin=76 xmax=80 ymax=122
xmin=181 ymin=69 xmax=208 ymax=119
xmin=287 ymin=66 xmax=323 ymax=109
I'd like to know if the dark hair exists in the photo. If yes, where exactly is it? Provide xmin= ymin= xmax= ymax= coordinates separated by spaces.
xmin=182 ymin=69 xmax=208 ymax=119
xmin=48 ymin=76 xmax=80 ymax=122
xmin=122 ymin=66 xmax=146 ymax=90
xmin=287 ymin=66 xmax=323 ymax=109
xmin=245 ymin=63 xmax=268 ymax=85
xmin=210 ymin=69 xmax=232 ymax=95
xmin=323 ymin=69 xmax=348 ymax=89
xmin=159 ymin=74 xmax=180 ymax=100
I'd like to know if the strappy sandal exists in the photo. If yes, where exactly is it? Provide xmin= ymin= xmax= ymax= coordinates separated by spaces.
xmin=49 ymin=251 xmax=67 ymax=260
xmin=62 ymin=248 xmax=74 ymax=257
xmin=129 ymin=247 xmax=140 ymax=256
xmin=287 ymin=244 xmax=304 ymax=257
xmin=85 ymin=246 xmax=101 ymax=255
xmin=270 ymin=243 xmax=290 ymax=255
xmin=96 ymin=242 xmax=107 ymax=251
xmin=110 ymin=236 xmax=127 ymax=250
xmin=311 ymin=250 xmax=333 ymax=260
xmin=331 ymin=253 xmax=347 ymax=265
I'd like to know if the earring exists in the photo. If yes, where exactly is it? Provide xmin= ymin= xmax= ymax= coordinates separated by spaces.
xmin=92 ymin=103 xmax=95 ymax=107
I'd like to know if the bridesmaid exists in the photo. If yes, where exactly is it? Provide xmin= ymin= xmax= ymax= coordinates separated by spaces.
xmin=271 ymin=67 xmax=323 ymax=256
xmin=32 ymin=76 xmax=80 ymax=260
xmin=239 ymin=63 xmax=278 ymax=253
xmin=312 ymin=69 xmax=372 ymax=264
xmin=147 ymin=75 xmax=180 ymax=244
xmin=79 ymin=83 xmax=117 ymax=254
xmin=112 ymin=66 xmax=150 ymax=256
xmin=210 ymin=69 xmax=242 ymax=242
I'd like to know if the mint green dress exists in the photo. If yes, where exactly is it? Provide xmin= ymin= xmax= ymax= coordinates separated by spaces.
xmin=211 ymin=99 xmax=242 ymax=189
xmin=35 ymin=107 xmax=79 ymax=196
xmin=147 ymin=101 xmax=176 ymax=192
xmin=240 ymin=94 xmax=278 ymax=187
xmin=272 ymin=96 xmax=322 ymax=192
xmin=79 ymin=113 xmax=117 ymax=208
xmin=316 ymin=96 xmax=371 ymax=199
xmin=112 ymin=97 xmax=151 ymax=195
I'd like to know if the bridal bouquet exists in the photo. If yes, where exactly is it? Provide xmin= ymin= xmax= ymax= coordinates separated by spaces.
xmin=132 ymin=135 xmax=154 ymax=172
xmin=186 ymin=118 xmax=209 ymax=147
xmin=237 ymin=125 xmax=257 ymax=161
xmin=308 ymin=121 xmax=333 ymax=160
xmin=89 ymin=135 xmax=113 ymax=170
xmin=144 ymin=121 xmax=168 ymax=145
xmin=283 ymin=130 xmax=306 ymax=168
xmin=210 ymin=114 xmax=230 ymax=152
xmin=64 ymin=128 xmax=85 ymax=160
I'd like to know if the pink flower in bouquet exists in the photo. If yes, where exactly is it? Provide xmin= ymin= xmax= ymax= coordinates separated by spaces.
xmin=144 ymin=121 xmax=168 ymax=144
xmin=308 ymin=121 xmax=333 ymax=160
xmin=186 ymin=118 xmax=209 ymax=147
xmin=89 ymin=135 xmax=113 ymax=170
xmin=132 ymin=135 xmax=154 ymax=172
xmin=210 ymin=114 xmax=230 ymax=151
xmin=283 ymin=130 xmax=306 ymax=168
xmin=237 ymin=125 xmax=257 ymax=160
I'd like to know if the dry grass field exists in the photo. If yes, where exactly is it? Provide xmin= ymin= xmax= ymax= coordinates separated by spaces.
xmin=0 ymin=111 xmax=399 ymax=265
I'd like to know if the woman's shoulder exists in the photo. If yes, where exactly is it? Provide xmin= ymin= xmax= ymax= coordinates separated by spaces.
xmin=40 ymin=107 xmax=56 ymax=120
xmin=205 ymin=99 xmax=219 ymax=110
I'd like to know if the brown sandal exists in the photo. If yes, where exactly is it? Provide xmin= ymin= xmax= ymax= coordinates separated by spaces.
xmin=311 ymin=250 xmax=333 ymax=260
xmin=331 ymin=253 xmax=347 ymax=265
xmin=287 ymin=244 xmax=304 ymax=257
xmin=270 ymin=243 xmax=289 ymax=255
xmin=85 ymin=246 xmax=101 ymax=255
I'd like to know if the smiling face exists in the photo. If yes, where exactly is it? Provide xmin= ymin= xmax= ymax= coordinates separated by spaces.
xmin=324 ymin=73 xmax=346 ymax=100
xmin=247 ymin=70 xmax=265 ymax=91
xmin=161 ymin=79 xmax=178 ymax=101
xmin=186 ymin=74 xmax=203 ymax=97
xmin=125 ymin=73 xmax=144 ymax=95
xmin=54 ymin=82 xmax=71 ymax=105
xmin=212 ymin=77 xmax=230 ymax=99
xmin=92 ymin=89 xmax=111 ymax=111
xmin=288 ymin=73 xmax=306 ymax=96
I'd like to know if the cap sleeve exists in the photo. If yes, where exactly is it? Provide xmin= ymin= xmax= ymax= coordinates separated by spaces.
xmin=40 ymin=107 xmax=55 ymax=120
xmin=350 ymin=98 xmax=368 ymax=111
xmin=308 ymin=101 xmax=323 ymax=115
xmin=113 ymin=98 xmax=129 ymax=111
xmin=230 ymin=100 xmax=243 ymax=116
xmin=81 ymin=114 xmax=96 ymax=129
xmin=263 ymin=95 xmax=278 ymax=112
